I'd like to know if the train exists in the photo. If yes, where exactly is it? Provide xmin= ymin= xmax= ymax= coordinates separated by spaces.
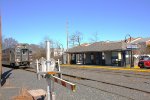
xmin=2 ymin=43 xmax=32 ymax=68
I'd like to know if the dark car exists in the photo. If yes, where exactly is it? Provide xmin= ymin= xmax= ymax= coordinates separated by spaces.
xmin=138 ymin=56 xmax=150 ymax=68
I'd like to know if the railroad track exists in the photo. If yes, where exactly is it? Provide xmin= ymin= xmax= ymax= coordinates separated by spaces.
xmin=62 ymin=73 xmax=150 ymax=94
xmin=61 ymin=67 xmax=150 ymax=80
xmin=63 ymin=77 xmax=134 ymax=100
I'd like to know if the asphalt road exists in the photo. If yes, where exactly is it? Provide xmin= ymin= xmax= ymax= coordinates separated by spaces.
xmin=1 ymin=66 xmax=150 ymax=100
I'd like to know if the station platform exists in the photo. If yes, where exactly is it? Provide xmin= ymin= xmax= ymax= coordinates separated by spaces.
xmin=61 ymin=64 xmax=150 ymax=73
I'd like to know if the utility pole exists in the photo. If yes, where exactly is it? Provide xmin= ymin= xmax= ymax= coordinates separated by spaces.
xmin=0 ymin=15 xmax=2 ymax=85
xmin=66 ymin=20 xmax=70 ymax=64
xmin=66 ymin=20 xmax=69 ymax=50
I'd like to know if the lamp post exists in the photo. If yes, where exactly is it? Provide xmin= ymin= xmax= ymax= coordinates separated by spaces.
xmin=125 ymin=34 xmax=134 ymax=68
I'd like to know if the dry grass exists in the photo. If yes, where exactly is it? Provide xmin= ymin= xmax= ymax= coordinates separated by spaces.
xmin=12 ymin=88 xmax=33 ymax=100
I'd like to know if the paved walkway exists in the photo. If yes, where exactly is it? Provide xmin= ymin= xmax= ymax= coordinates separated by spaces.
xmin=0 ymin=67 xmax=47 ymax=100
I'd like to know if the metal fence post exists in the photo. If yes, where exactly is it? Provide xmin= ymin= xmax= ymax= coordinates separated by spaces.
xmin=57 ymin=59 xmax=62 ymax=78
xmin=47 ymin=83 xmax=50 ymax=100
xmin=36 ymin=59 xmax=40 ymax=80
xmin=46 ymin=41 xmax=50 ymax=71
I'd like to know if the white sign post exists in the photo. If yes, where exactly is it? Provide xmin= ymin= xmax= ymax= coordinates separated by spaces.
xmin=46 ymin=41 xmax=55 ymax=100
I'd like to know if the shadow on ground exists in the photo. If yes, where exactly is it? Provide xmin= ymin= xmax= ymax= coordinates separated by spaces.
xmin=1 ymin=68 xmax=13 ymax=86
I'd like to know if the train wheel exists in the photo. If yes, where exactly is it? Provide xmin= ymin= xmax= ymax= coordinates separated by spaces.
xmin=11 ymin=63 xmax=19 ymax=69
xmin=10 ymin=63 xmax=14 ymax=68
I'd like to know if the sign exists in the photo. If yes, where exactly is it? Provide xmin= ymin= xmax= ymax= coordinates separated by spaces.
xmin=126 ymin=44 xmax=138 ymax=49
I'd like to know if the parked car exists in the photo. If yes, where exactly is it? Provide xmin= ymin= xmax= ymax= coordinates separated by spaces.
xmin=138 ymin=56 xmax=150 ymax=68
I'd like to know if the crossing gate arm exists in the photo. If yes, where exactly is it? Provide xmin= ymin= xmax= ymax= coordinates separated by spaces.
xmin=52 ymin=76 xmax=76 ymax=92
xmin=46 ymin=74 xmax=76 ymax=92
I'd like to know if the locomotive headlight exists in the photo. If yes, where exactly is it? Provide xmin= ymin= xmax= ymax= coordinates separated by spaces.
xmin=16 ymin=59 xmax=20 ymax=62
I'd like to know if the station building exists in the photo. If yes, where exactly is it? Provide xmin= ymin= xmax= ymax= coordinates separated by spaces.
xmin=66 ymin=37 xmax=150 ymax=67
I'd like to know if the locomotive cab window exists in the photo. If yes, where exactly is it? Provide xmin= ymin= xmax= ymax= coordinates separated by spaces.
xmin=16 ymin=48 xmax=20 ymax=52
xmin=22 ymin=49 xmax=28 ymax=55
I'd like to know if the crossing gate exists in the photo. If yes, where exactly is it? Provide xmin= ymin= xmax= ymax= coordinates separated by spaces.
xmin=46 ymin=73 xmax=76 ymax=92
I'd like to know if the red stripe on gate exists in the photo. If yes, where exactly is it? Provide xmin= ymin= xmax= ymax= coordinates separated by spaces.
xmin=54 ymin=78 xmax=58 ymax=83
xmin=71 ymin=85 xmax=73 ymax=90
xmin=50 ymin=76 xmax=76 ymax=92
xmin=61 ymin=81 xmax=66 ymax=87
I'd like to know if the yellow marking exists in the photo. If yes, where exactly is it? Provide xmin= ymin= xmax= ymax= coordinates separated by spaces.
xmin=47 ymin=71 xmax=57 ymax=75
xmin=73 ymin=85 xmax=76 ymax=92
xmin=61 ymin=64 xmax=150 ymax=73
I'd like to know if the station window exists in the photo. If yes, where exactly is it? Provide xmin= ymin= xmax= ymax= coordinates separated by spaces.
xmin=91 ymin=55 xmax=94 ymax=60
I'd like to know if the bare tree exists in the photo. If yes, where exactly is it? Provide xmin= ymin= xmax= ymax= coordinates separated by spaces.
xmin=30 ymin=36 xmax=65 ymax=60
xmin=75 ymin=31 xmax=83 ymax=45
xmin=55 ymin=41 xmax=63 ymax=49
xmin=90 ymin=32 xmax=99 ymax=43
xmin=31 ymin=37 xmax=60 ymax=60
xmin=134 ymin=42 xmax=150 ymax=56
xmin=30 ymin=43 xmax=47 ymax=60
xmin=145 ymin=44 xmax=150 ymax=54
xmin=69 ymin=31 xmax=83 ymax=47
xmin=69 ymin=34 xmax=76 ymax=47
xmin=2 ymin=37 xmax=18 ymax=49
xmin=40 ymin=36 xmax=54 ymax=48
xmin=30 ymin=44 xmax=41 ymax=60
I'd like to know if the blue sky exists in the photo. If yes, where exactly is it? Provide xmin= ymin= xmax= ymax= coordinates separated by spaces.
xmin=1 ymin=0 xmax=150 ymax=48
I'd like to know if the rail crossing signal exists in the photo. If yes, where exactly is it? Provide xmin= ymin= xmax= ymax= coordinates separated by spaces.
xmin=36 ymin=41 xmax=76 ymax=100
xmin=46 ymin=74 xmax=76 ymax=92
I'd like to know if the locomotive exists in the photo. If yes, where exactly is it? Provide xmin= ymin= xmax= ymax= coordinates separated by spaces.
xmin=2 ymin=44 xmax=32 ymax=68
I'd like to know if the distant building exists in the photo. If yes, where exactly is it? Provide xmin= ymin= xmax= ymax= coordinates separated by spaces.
xmin=53 ymin=48 xmax=64 ymax=57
